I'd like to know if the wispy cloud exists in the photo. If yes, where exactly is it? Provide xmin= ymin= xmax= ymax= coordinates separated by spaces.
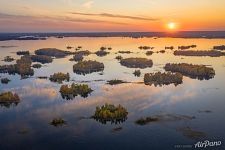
xmin=0 ymin=12 xmax=126 ymax=25
xmin=82 ymin=1 xmax=94 ymax=9
xmin=70 ymin=12 xmax=158 ymax=21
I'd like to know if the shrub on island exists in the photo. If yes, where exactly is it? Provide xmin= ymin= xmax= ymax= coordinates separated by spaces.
xmin=144 ymin=72 xmax=183 ymax=86
xmin=73 ymin=60 xmax=104 ymax=75
xmin=120 ymin=58 xmax=153 ymax=68
xmin=59 ymin=83 xmax=93 ymax=99
xmin=92 ymin=104 xmax=128 ymax=124
xmin=49 ymin=72 xmax=70 ymax=83
xmin=164 ymin=63 xmax=215 ymax=80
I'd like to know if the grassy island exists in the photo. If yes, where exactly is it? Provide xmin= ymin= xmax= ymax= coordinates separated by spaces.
xmin=95 ymin=50 xmax=109 ymax=57
xmin=138 ymin=46 xmax=153 ymax=50
xmin=133 ymin=70 xmax=141 ymax=77
xmin=146 ymin=51 xmax=153 ymax=56
xmin=107 ymin=79 xmax=126 ymax=85
xmin=174 ymin=50 xmax=225 ymax=57
xmin=0 ymin=56 xmax=34 ymax=78
xmin=35 ymin=48 xmax=73 ymax=58
xmin=135 ymin=117 xmax=159 ymax=125
xmin=16 ymin=51 xmax=30 ymax=55
xmin=0 ymin=92 xmax=20 ymax=107
xmin=73 ymin=60 xmax=104 ymax=75
xmin=165 ymin=46 xmax=174 ymax=50
xmin=32 ymin=64 xmax=42 ymax=69
xmin=120 ymin=58 xmax=153 ymax=68
xmin=164 ymin=63 xmax=215 ymax=80
xmin=144 ymin=72 xmax=183 ymax=86
xmin=115 ymin=55 xmax=123 ymax=60
xmin=50 ymin=118 xmax=66 ymax=127
xmin=92 ymin=104 xmax=128 ymax=124
xmin=50 ymin=72 xmax=70 ymax=83
xmin=118 ymin=51 xmax=132 ymax=54
xmin=178 ymin=45 xmax=197 ymax=50
xmin=1 ymin=78 xmax=11 ymax=84
xmin=60 ymin=83 xmax=93 ymax=99
xmin=213 ymin=45 xmax=225 ymax=50
xmin=30 ymin=55 xmax=53 ymax=64
xmin=3 ymin=56 xmax=14 ymax=62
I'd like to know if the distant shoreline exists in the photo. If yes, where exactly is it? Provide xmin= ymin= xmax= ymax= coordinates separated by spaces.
xmin=0 ymin=31 xmax=225 ymax=41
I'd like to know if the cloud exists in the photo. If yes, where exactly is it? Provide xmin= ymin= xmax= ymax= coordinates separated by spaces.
xmin=0 ymin=12 xmax=126 ymax=25
xmin=82 ymin=1 xmax=94 ymax=9
xmin=70 ymin=12 xmax=158 ymax=21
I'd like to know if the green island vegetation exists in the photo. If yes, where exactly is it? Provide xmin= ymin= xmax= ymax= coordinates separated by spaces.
xmin=107 ymin=79 xmax=127 ymax=85
xmin=144 ymin=72 xmax=183 ymax=86
xmin=73 ymin=60 xmax=104 ymax=75
xmin=146 ymin=51 xmax=154 ymax=56
xmin=16 ymin=51 xmax=30 ymax=55
xmin=138 ymin=46 xmax=154 ymax=50
xmin=118 ymin=51 xmax=132 ymax=54
xmin=70 ymin=50 xmax=91 ymax=62
xmin=164 ymin=63 xmax=215 ymax=80
xmin=108 ymin=47 xmax=112 ymax=50
xmin=178 ymin=45 xmax=197 ymax=50
xmin=159 ymin=50 xmax=165 ymax=53
xmin=213 ymin=45 xmax=225 ymax=50
xmin=174 ymin=50 xmax=225 ymax=57
xmin=66 ymin=46 xmax=73 ymax=49
xmin=1 ymin=78 xmax=10 ymax=84
xmin=115 ymin=55 xmax=123 ymax=60
xmin=0 ymin=56 xmax=34 ymax=78
xmin=35 ymin=48 xmax=73 ymax=58
xmin=30 ymin=55 xmax=53 ymax=64
xmin=95 ymin=50 xmax=109 ymax=57
xmin=135 ymin=117 xmax=159 ymax=125
xmin=120 ymin=58 xmax=153 ymax=68
xmin=165 ymin=46 xmax=174 ymax=50
xmin=49 ymin=72 xmax=70 ymax=83
xmin=3 ymin=56 xmax=14 ymax=62
xmin=0 ymin=92 xmax=20 ymax=107
xmin=50 ymin=118 xmax=66 ymax=127
xmin=59 ymin=83 xmax=93 ymax=99
xmin=177 ymin=127 xmax=206 ymax=140
xmin=133 ymin=70 xmax=141 ymax=77
xmin=37 ymin=76 xmax=48 ymax=79
xmin=32 ymin=64 xmax=42 ymax=69
xmin=92 ymin=104 xmax=128 ymax=124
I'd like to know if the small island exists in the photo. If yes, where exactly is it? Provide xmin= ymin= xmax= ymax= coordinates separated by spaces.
xmin=70 ymin=50 xmax=91 ymax=61
xmin=144 ymin=72 xmax=183 ymax=86
xmin=16 ymin=51 xmax=30 ymax=55
xmin=30 ymin=55 xmax=53 ymax=64
xmin=60 ymin=83 xmax=93 ymax=99
xmin=164 ymin=63 xmax=215 ymax=80
xmin=213 ymin=45 xmax=225 ymax=50
xmin=92 ymin=104 xmax=128 ymax=124
xmin=73 ymin=60 xmax=104 ymax=75
xmin=138 ymin=46 xmax=154 ymax=50
xmin=32 ymin=64 xmax=42 ymax=69
xmin=0 ymin=92 xmax=20 ymax=107
xmin=146 ymin=51 xmax=153 ymax=56
xmin=35 ymin=48 xmax=73 ymax=58
xmin=115 ymin=55 xmax=123 ymax=60
xmin=0 ymin=56 xmax=34 ymax=78
xmin=3 ymin=56 xmax=14 ymax=62
xmin=165 ymin=46 xmax=174 ymax=50
xmin=49 ymin=72 xmax=70 ymax=83
xmin=1 ymin=78 xmax=11 ymax=84
xmin=50 ymin=118 xmax=66 ymax=127
xmin=95 ymin=50 xmax=109 ymax=57
xmin=133 ymin=70 xmax=141 ymax=77
xmin=120 ymin=58 xmax=153 ymax=68
xmin=178 ymin=45 xmax=197 ymax=50
xmin=135 ymin=117 xmax=159 ymax=125
xmin=118 ymin=51 xmax=132 ymax=54
xmin=174 ymin=50 xmax=225 ymax=57
xmin=107 ymin=79 xmax=126 ymax=85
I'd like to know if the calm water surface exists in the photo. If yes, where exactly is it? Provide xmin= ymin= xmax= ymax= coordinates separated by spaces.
xmin=0 ymin=37 xmax=225 ymax=150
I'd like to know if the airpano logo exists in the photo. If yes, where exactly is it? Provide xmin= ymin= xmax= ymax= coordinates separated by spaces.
xmin=194 ymin=140 xmax=221 ymax=148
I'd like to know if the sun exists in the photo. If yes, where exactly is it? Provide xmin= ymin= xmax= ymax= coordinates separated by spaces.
xmin=167 ymin=22 xmax=176 ymax=30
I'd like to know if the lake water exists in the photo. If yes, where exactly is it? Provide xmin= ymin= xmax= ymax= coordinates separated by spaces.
xmin=0 ymin=37 xmax=225 ymax=150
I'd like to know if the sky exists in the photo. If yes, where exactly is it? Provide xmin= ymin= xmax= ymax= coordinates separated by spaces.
xmin=0 ymin=0 xmax=225 ymax=32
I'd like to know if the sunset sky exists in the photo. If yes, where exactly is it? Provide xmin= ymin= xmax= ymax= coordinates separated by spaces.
xmin=0 ymin=0 xmax=225 ymax=32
